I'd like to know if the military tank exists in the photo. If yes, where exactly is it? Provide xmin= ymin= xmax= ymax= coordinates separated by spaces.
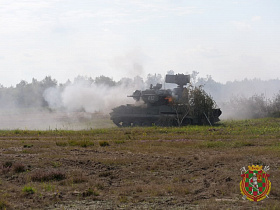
xmin=110 ymin=74 xmax=222 ymax=127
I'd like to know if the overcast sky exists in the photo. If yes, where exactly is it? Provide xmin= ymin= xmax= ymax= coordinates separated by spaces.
xmin=0 ymin=0 xmax=279 ymax=86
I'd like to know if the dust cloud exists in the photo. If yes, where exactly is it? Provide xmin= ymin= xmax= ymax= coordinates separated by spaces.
xmin=198 ymin=77 xmax=280 ymax=120
xmin=43 ymin=82 xmax=135 ymax=114
xmin=0 ymin=78 xmax=138 ymax=130
xmin=0 ymin=81 xmax=136 ymax=130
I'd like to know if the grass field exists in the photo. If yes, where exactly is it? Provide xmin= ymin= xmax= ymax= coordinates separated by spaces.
xmin=0 ymin=118 xmax=279 ymax=209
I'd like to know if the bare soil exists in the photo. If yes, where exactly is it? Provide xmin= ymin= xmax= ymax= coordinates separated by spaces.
xmin=0 ymin=119 xmax=279 ymax=209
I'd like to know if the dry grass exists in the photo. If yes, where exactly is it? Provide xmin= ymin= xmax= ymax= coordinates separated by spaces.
xmin=30 ymin=169 xmax=66 ymax=182
xmin=0 ymin=118 xmax=279 ymax=209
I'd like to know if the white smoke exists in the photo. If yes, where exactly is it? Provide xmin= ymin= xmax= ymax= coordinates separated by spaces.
xmin=43 ymin=81 xmax=136 ymax=114
xmin=43 ymin=87 xmax=62 ymax=109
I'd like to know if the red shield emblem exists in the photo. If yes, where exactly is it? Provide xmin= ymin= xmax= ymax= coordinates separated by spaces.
xmin=240 ymin=165 xmax=271 ymax=201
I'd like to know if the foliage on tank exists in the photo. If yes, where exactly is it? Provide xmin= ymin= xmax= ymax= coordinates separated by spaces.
xmin=171 ymin=85 xmax=221 ymax=126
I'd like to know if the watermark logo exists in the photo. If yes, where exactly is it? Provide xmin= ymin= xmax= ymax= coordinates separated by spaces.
xmin=240 ymin=165 xmax=271 ymax=202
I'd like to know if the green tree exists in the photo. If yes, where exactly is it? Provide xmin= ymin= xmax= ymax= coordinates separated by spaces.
xmin=40 ymin=76 xmax=57 ymax=89
xmin=172 ymin=85 xmax=218 ymax=126
xmin=94 ymin=75 xmax=116 ymax=86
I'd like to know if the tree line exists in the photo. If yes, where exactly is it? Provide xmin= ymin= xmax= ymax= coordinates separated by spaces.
xmin=0 ymin=72 xmax=279 ymax=119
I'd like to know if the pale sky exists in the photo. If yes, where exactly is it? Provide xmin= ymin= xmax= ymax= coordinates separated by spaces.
xmin=0 ymin=0 xmax=279 ymax=86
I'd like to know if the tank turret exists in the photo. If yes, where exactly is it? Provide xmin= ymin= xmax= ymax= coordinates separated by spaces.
xmin=110 ymin=73 xmax=221 ymax=127
xmin=129 ymin=83 xmax=172 ymax=106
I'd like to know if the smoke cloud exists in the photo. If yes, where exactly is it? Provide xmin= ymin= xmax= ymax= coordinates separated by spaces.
xmin=44 ymin=82 xmax=135 ymax=114
xmin=197 ymin=77 xmax=280 ymax=120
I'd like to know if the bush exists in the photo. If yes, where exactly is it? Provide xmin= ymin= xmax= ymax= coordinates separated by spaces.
xmin=0 ymin=199 xmax=9 ymax=210
xmin=172 ymin=85 xmax=218 ymax=125
xmin=68 ymin=140 xmax=94 ymax=147
xmin=99 ymin=141 xmax=110 ymax=147
xmin=114 ymin=140 xmax=125 ymax=144
xmin=82 ymin=188 xmax=99 ymax=197
xmin=1 ymin=162 xmax=13 ymax=174
xmin=56 ymin=141 xmax=68 ymax=147
xmin=222 ymin=92 xmax=280 ymax=119
xmin=3 ymin=162 xmax=12 ymax=168
xmin=13 ymin=162 xmax=26 ymax=173
xmin=23 ymin=144 xmax=33 ymax=148
xmin=31 ymin=169 xmax=66 ymax=182
xmin=22 ymin=186 xmax=35 ymax=194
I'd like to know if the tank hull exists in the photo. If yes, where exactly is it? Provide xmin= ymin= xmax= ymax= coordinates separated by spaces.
xmin=110 ymin=104 xmax=221 ymax=127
